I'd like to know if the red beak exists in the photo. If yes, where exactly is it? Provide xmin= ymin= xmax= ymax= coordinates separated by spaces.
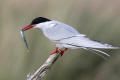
xmin=22 ymin=25 xmax=35 ymax=31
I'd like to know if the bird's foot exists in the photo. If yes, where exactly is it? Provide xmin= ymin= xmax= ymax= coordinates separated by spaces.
xmin=50 ymin=47 xmax=68 ymax=56
xmin=59 ymin=50 xmax=64 ymax=56
xmin=59 ymin=48 xmax=68 ymax=56
xmin=50 ymin=47 xmax=58 ymax=55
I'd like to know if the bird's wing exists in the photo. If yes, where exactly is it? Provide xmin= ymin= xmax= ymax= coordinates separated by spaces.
xmin=43 ymin=21 xmax=119 ymax=49
xmin=58 ymin=36 xmax=119 ymax=49
xmin=43 ymin=20 xmax=85 ymax=41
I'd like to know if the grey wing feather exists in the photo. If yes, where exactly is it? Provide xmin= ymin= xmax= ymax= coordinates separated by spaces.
xmin=43 ymin=20 xmax=85 ymax=41
xmin=58 ymin=36 xmax=119 ymax=49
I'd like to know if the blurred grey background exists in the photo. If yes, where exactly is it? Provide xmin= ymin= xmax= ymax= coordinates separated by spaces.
xmin=0 ymin=0 xmax=120 ymax=80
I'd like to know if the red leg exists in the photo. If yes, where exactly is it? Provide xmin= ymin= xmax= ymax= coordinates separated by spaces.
xmin=50 ymin=47 xmax=58 ymax=55
xmin=60 ymin=48 xmax=68 ymax=56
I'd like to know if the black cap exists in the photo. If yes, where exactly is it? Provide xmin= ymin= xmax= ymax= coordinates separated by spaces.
xmin=30 ymin=17 xmax=51 ymax=25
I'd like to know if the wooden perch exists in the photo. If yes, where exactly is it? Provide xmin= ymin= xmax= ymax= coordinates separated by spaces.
xmin=27 ymin=50 xmax=61 ymax=80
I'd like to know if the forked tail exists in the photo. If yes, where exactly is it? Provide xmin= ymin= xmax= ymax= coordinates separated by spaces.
xmin=82 ymin=47 xmax=110 ymax=60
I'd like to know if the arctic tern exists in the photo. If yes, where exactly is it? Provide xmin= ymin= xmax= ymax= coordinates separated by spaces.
xmin=20 ymin=17 xmax=119 ymax=58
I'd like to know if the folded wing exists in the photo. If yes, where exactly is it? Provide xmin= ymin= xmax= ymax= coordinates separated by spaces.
xmin=58 ymin=36 xmax=119 ymax=49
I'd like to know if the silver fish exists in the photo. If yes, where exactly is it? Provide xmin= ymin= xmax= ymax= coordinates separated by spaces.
xmin=20 ymin=29 xmax=29 ymax=52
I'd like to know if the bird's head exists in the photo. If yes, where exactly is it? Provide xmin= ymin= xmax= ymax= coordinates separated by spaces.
xmin=22 ymin=17 xmax=51 ymax=31
xmin=20 ymin=17 xmax=51 ymax=51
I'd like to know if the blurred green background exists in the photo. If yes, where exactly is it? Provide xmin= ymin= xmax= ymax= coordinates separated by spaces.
xmin=0 ymin=0 xmax=120 ymax=80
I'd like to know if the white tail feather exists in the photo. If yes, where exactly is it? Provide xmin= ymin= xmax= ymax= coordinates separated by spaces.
xmin=90 ymin=48 xmax=110 ymax=57
xmin=82 ymin=47 xmax=110 ymax=60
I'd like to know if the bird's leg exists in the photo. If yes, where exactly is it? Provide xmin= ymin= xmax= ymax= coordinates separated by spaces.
xmin=59 ymin=48 xmax=68 ymax=56
xmin=50 ymin=47 xmax=58 ymax=55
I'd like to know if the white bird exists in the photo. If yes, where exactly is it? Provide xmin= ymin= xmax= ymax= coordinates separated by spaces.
xmin=21 ymin=17 xmax=119 ymax=58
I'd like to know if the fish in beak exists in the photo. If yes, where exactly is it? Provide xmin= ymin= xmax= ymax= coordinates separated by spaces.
xmin=20 ymin=25 xmax=35 ymax=52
